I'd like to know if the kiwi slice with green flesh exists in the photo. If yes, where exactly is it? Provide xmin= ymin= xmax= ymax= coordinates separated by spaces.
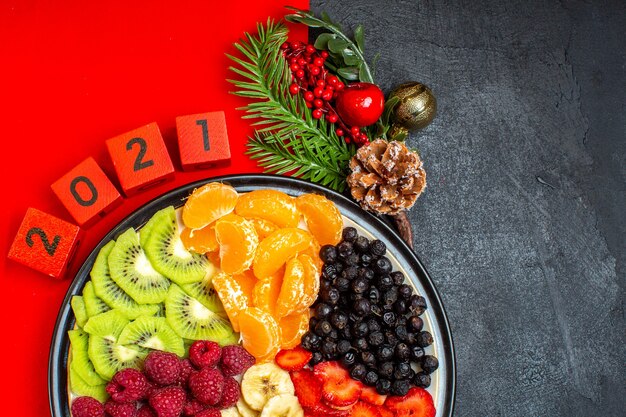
xmin=108 ymin=228 xmax=170 ymax=305
xmin=88 ymin=335 xmax=146 ymax=380
xmin=139 ymin=206 xmax=171 ymax=248
xmin=144 ymin=206 xmax=210 ymax=285
xmin=83 ymin=309 xmax=129 ymax=341
xmin=68 ymin=329 xmax=106 ymax=386
xmin=180 ymin=263 xmax=225 ymax=316
xmin=83 ymin=281 xmax=111 ymax=317
xmin=165 ymin=283 xmax=236 ymax=343
xmin=118 ymin=316 xmax=185 ymax=356
xmin=68 ymin=364 xmax=108 ymax=403
xmin=91 ymin=240 xmax=161 ymax=319
xmin=71 ymin=296 xmax=88 ymax=328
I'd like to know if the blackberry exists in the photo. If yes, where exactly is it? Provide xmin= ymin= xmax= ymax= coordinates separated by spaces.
xmin=398 ymin=284 xmax=412 ymax=299
xmin=350 ymin=364 xmax=367 ymax=381
xmin=408 ymin=315 xmax=424 ymax=332
xmin=352 ymin=321 xmax=369 ymax=338
xmin=391 ymin=271 xmax=405 ymax=286
xmin=354 ymin=338 xmax=368 ymax=352
xmin=394 ymin=362 xmax=413 ymax=380
xmin=351 ymin=277 xmax=369 ymax=294
xmin=336 ymin=340 xmax=352 ymax=355
xmin=364 ymin=371 xmax=379 ymax=386
xmin=353 ymin=298 xmax=371 ymax=316
xmin=330 ymin=311 xmax=349 ymax=329
xmin=376 ymin=378 xmax=391 ymax=395
xmin=395 ymin=325 xmax=408 ymax=341
xmin=322 ymin=264 xmax=337 ymax=280
xmin=346 ymin=253 xmax=360 ymax=266
xmin=354 ymin=236 xmax=370 ymax=253
xmin=342 ymin=266 xmax=358 ymax=280
xmin=413 ymin=371 xmax=431 ymax=388
xmin=378 ymin=275 xmax=394 ymax=291
xmin=358 ymin=267 xmax=375 ymax=280
xmin=376 ymin=345 xmax=394 ymax=362
xmin=394 ymin=299 xmax=408 ymax=315
xmin=421 ymin=355 xmax=439 ymax=374
xmin=391 ymin=379 xmax=410 ymax=396
xmin=382 ymin=287 xmax=398 ymax=305
xmin=319 ymin=245 xmax=338 ymax=263
xmin=361 ymin=351 xmax=376 ymax=367
xmin=410 ymin=345 xmax=425 ymax=362
xmin=314 ymin=320 xmax=332 ymax=336
xmin=379 ymin=362 xmax=394 ymax=379
xmin=337 ymin=241 xmax=353 ymax=258
xmin=301 ymin=332 xmax=321 ymax=351
xmin=382 ymin=311 xmax=397 ymax=327
xmin=374 ymin=257 xmax=393 ymax=274
xmin=341 ymin=352 xmax=356 ymax=368
xmin=395 ymin=343 xmax=411 ymax=360
xmin=320 ymin=288 xmax=340 ymax=306
xmin=384 ymin=330 xmax=398 ymax=346
xmin=360 ymin=253 xmax=373 ymax=265
xmin=416 ymin=331 xmax=434 ymax=348
xmin=409 ymin=295 xmax=427 ymax=315
xmin=314 ymin=303 xmax=332 ymax=319
xmin=321 ymin=339 xmax=337 ymax=356
xmin=309 ymin=351 xmax=324 ymax=366
xmin=342 ymin=227 xmax=358 ymax=242
xmin=335 ymin=277 xmax=350 ymax=292
xmin=370 ymin=239 xmax=386 ymax=257
xmin=368 ymin=331 xmax=384 ymax=347
xmin=367 ymin=318 xmax=381 ymax=333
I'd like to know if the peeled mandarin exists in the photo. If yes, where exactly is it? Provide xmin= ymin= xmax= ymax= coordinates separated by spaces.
xmin=252 ymin=228 xmax=314 ymax=279
xmin=252 ymin=268 xmax=284 ymax=317
xmin=212 ymin=271 xmax=254 ymax=332
xmin=295 ymin=193 xmax=343 ymax=246
xmin=238 ymin=307 xmax=281 ymax=359
xmin=180 ymin=223 xmax=219 ymax=253
xmin=182 ymin=182 xmax=238 ymax=229
xmin=235 ymin=189 xmax=300 ymax=228
xmin=300 ymin=237 xmax=323 ymax=270
xmin=279 ymin=311 xmax=310 ymax=349
xmin=247 ymin=218 xmax=279 ymax=241
xmin=295 ymin=253 xmax=321 ymax=312
xmin=215 ymin=214 xmax=258 ymax=275
xmin=276 ymin=256 xmax=306 ymax=318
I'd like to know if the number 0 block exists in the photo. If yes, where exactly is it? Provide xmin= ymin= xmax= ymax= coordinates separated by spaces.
xmin=176 ymin=111 xmax=231 ymax=171
xmin=106 ymin=122 xmax=175 ymax=196
xmin=8 ymin=208 xmax=82 ymax=278
xmin=51 ymin=157 xmax=122 ymax=227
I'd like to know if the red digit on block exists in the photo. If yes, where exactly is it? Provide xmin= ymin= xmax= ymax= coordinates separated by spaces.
xmin=7 ymin=208 xmax=82 ymax=279
xmin=106 ymin=122 xmax=175 ymax=196
xmin=51 ymin=157 xmax=122 ymax=227
xmin=176 ymin=111 xmax=231 ymax=171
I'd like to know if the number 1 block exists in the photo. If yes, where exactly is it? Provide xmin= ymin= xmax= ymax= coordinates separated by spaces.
xmin=176 ymin=111 xmax=231 ymax=171
xmin=106 ymin=122 xmax=175 ymax=196
xmin=8 ymin=208 xmax=82 ymax=279
xmin=51 ymin=157 xmax=122 ymax=227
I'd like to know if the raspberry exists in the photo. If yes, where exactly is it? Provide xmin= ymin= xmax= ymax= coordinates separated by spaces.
xmin=177 ymin=358 xmax=194 ymax=387
xmin=195 ymin=409 xmax=221 ymax=417
xmin=136 ymin=404 xmax=157 ymax=417
xmin=149 ymin=386 xmax=186 ymax=417
xmin=104 ymin=401 xmax=137 ymax=417
xmin=106 ymin=368 xmax=148 ymax=403
xmin=144 ymin=380 xmax=159 ymax=400
xmin=144 ymin=351 xmax=181 ymax=386
xmin=183 ymin=399 xmax=206 ymax=416
xmin=70 ymin=396 xmax=104 ymax=417
xmin=189 ymin=340 xmax=222 ymax=369
xmin=219 ymin=377 xmax=240 ymax=408
xmin=220 ymin=345 xmax=255 ymax=377
xmin=188 ymin=367 xmax=224 ymax=406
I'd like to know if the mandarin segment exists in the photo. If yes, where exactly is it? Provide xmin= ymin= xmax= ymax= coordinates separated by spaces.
xmin=215 ymin=214 xmax=258 ymax=275
xmin=300 ymin=237 xmax=323 ymax=270
xmin=253 ymin=228 xmax=315 ymax=279
xmin=279 ymin=311 xmax=310 ymax=349
xmin=235 ymin=189 xmax=300 ymax=228
xmin=212 ymin=271 xmax=253 ymax=332
xmin=238 ymin=307 xmax=281 ymax=359
xmin=182 ymin=182 xmax=238 ymax=229
xmin=180 ymin=223 xmax=219 ymax=254
xmin=296 ymin=193 xmax=343 ymax=246
xmin=248 ymin=217 xmax=279 ymax=241
xmin=252 ymin=268 xmax=284 ymax=317
xmin=276 ymin=257 xmax=306 ymax=318
xmin=295 ymin=253 xmax=321 ymax=312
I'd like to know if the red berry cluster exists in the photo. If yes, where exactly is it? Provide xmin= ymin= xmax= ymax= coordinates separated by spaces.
xmin=282 ymin=41 xmax=370 ymax=146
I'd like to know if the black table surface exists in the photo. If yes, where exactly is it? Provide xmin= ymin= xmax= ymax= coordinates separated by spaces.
xmin=311 ymin=1 xmax=626 ymax=415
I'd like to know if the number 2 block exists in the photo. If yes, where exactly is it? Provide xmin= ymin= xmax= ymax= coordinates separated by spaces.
xmin=8 ymin=208 xmax=82 ymax=278
xmin=106 ymin=122 xmax=175 ymax=196
xmin=51 ymin=157 xmax=122 ymax=227
xmin=176 ymin=111 xmax=231 ymax=171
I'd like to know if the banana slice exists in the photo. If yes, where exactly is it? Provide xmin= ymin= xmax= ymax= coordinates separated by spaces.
xmin=241 ymin=363 xmax=295 ymax=410
xmin=221 ymin=407 xmax=243 ymax=417
xmin=260 ymin=394 xmax=303 ymax=417
xmin=237 ymin=398 xmax=259 ymax=417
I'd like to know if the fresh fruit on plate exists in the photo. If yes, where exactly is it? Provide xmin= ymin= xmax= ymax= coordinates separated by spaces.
xmin=234 ymin=189 xmax=300 ymax=228
xmin=295 ymin=193 xmax=343 ymax=246
xmin=314 ymin=361 xmax=363 ymax=408
xmin=384 ymin=387 xmax=436 ymax=417
xmin=275 ymin=345 xmax=312 ymax=371
xmin=182 ymin=182 xmax=239 ymax=229
xmin=253 ymin=228 xmax=315 ymax=279
xmin=215 ymin=214 xmax=258 ymax=275
xmin=241 ymin=363 xmax=295 ymax=411
xmin=238 ymin=307 xmax=281 ymax=360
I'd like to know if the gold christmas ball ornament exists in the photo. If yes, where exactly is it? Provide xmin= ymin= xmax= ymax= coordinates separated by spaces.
xmin=388 ymin=82 xmax=437 ymax=136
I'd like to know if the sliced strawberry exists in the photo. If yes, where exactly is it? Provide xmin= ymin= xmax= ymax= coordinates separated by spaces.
xmin=360 ymin=385 xmax=387 ymax=406
xmin=376 ymin=406 xmax=394 ymax=417
xmin=304 ymin=402 xmax=350 ymax=417
xmin=291 ymin=369 xmax=322 ymax=407
xmin=276 ymin=346 xmax=313 ymax=371
xmin=349 ymin=401 xmax=382 ymax=417
xmin=314 ymin=361 xmax=363 ymax=408
xmin=384 ymin=387 xmax=436 ymax=417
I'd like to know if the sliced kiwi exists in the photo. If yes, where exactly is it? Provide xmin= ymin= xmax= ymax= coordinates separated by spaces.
xmin=140 ymin=206 xmax=171 ymax=248
xmin=83 ymin=309 xmax=129 ymax=341
xmin=68 ymin=329 xmax=106 ymax=386
xmin=91 ymin=240 xmax=161 ymax=319
xmin=180 ymin=263 xmax=225 ymax=316
xmin=82 ymin=281 xmax=111 ymax=317
xmin=108 ymin=228 xmax=170 ymax=304
xmin=71 ymin=296 xmax=88 ymax=328
xmin=144 ymin=206 xmax=210 ymax=285
xmin=118 ymin=316 xmax=185 ymax=356
xmin=165 ymin=283 xmax=236 ymax=343
xmin=68 ymin=363 xmax=108 ymax=403
xmin=88 ymin=335 xmax=146 ymax=380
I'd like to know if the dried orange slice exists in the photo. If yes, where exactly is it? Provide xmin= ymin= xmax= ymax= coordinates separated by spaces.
xmin=215 ymin=214 xmax=258 ymax=275
xmin=247 ymin=217 xmax=279 ymax=241
xmin=180 ymin=223 xmax=219 ymax=253
xmin=295 ymin=253 xmax=321 ymax=312
xmin=253 ymin=228 xmax=314 ymax=279
xmin=296 ymin=193 xmax=343 ymax=246
xmin=182 ymin=182 xmax=238 ymax=229
xmin=276 ymin=256 xmax=306 ymax=318
xmin=235 ymin=189 xmax=300 ymax=228
xmin=252 ymin=267 xmax=284 ymax=317
xmin=279 ymin=311 xmax=310 ymax=349
xmin=211 ymin=271 xmax=256 ymax=332
xmin=238 ymin=307 xmax=281 ymax=359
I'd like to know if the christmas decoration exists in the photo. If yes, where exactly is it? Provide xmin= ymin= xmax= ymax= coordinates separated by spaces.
xmin=335 ymin=82 xmax=385 ymax=128
xmin=388 ymin=82 xmax=437 ymax=137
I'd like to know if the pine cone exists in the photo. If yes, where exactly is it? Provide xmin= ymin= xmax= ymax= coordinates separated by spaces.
xmin=347 ymin=139 xmax=426 ymax=215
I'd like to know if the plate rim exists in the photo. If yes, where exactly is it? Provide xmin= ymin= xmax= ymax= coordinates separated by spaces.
xmin=48 ymin=173 xmax=456 ymax=416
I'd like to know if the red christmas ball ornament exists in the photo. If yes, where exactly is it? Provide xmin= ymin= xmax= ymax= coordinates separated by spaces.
xmin=335 ymin=82 xmax=385 ymax=127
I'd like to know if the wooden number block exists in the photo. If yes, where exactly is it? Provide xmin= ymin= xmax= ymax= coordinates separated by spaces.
xmin=8 ymin=208 xmax=82 ymax=278
xmin=51 ymin=157 xmax=122 ymax=227
xmin=106 ymin=122 xmax=175 ymax=196
xmin=176 ymin=111 xmax=231 ymax=171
